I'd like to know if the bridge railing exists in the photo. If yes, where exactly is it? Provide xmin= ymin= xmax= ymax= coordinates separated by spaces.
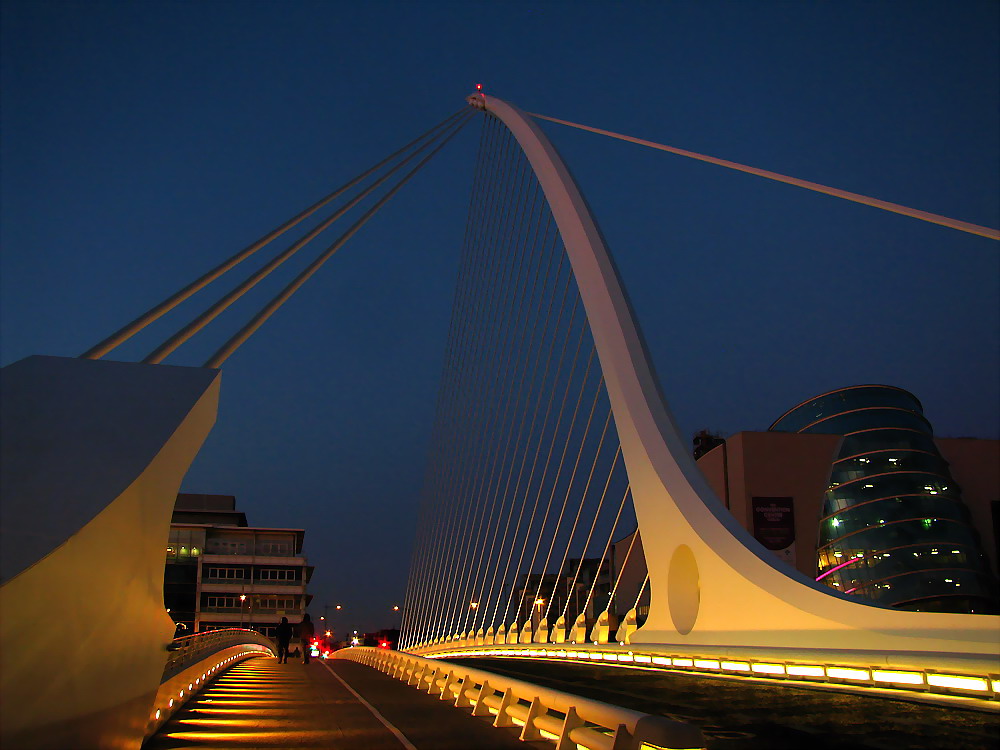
xmin=145 ymin=628 xmax=274 ymax=742
xmin=335 ymin=646 xmax=706 ymax=750
xmin=162 ymin=627 xmax=274 ymax=680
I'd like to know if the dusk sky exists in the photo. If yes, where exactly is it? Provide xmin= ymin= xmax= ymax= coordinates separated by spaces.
xmin=2 ymin=1 xmax=997 ymax=633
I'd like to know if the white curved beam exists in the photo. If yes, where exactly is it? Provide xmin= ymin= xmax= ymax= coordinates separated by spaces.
xmin=474 ymin=94 xmax=998 ymax=662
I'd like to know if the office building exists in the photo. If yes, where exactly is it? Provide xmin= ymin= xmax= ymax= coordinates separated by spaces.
xmin=164 ymin=493 xmax=313 ymax=637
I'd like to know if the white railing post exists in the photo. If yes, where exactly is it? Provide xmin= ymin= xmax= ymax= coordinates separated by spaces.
xmin=471 ymin=679 xmax=493 ymax=716
xmin=454 ymin=674 xmax=475 ymax=708
xmin=555 ymin=705 xmax=585 ymax=750
xmin=492 ymin=687 xmax=516 ymax=728
xmin=520 ymin=696 xmax=547 ymax=741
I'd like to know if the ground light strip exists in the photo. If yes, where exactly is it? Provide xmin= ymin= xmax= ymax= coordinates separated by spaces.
xmin=424 ymin=647 xmax=999 ymax=705
xmin=145 ymin=647 xmax=272 ymax=738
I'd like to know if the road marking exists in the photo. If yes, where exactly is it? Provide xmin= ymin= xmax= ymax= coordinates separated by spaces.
xmin=320 ymin=659 xmax=419 ymax=750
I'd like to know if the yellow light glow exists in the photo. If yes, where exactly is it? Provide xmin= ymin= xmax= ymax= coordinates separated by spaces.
xmin=787 ymin=665 xmax=825 ymax=677
xmin=602 ymin=653 xmax=617 ymax=661
xmin=618 ymin=654 xmax=634 ymax=662
xmin=827 ymin=667 xmax=870 ymax=681
xmin=751 ymin=663 xmax=785 ymax=675
xmin=671 ymin=658 xmax=693 ymax=667
xmin=635 ymin=655 xmax=652 ymax=664
xmin=177 ymin=718 xmax=263 ymax=728
xmin=721 ymin=661 xmax=751 ymax=671
xmin=992 ymin=680 xmax=1000 ymax=693
xmin=694 ymin=659 xmax=720 ymax=669
xmin=168 ymin=699 xmax=174 ymax=708
xmin=872 ymin=670 xmax=924 ymax=685
xmin=154 ymin=709 xmax=161 ymax=720
xmin=927 ymin=674 xmax=989 ymax=691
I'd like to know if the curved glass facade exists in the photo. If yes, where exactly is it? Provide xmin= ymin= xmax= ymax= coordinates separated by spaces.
xmin=771 ymin=385 xmax=997 ymax=613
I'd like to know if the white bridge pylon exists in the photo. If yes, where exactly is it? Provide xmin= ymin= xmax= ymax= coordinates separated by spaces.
xmin=410 ymin=93 xmax=999 ymax=676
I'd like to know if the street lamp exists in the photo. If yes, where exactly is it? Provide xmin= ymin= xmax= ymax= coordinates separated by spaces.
xmin=239 ymin=594 xmax=247 ymax=629
xmin=533 ymin=598 xmax=545 ymax=627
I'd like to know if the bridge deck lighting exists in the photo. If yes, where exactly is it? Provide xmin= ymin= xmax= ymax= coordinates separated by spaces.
xmin=827 ymin=667 xmax=870 ymax=681
xmin=751 ymin=663 xmax=785 ymax=675
xmin=926 ymin=674 xmax=988 ymax=691
xmin=721 ymin=661 xmax=751 ymax=672
xmin=872 ymin=670 xmax=924 ymax=685
xmin=787 ymin=665 xmax=825 ymax=677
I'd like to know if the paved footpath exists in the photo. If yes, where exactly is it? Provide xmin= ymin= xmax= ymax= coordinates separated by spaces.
xmin=145 ymin=654 xmax=530 ymax=750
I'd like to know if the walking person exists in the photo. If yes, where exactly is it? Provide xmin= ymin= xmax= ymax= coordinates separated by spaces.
xmin=298 ymin=613 xmax=315 ymax=664
xmin=275 ymin=616 xmax=292 ymax=664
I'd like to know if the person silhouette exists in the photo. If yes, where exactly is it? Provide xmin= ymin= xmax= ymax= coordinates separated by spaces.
xmin=275 ymin=616 xmax=292 ymax=664
xmin=297 ymin=613 xmax=315 ymax=664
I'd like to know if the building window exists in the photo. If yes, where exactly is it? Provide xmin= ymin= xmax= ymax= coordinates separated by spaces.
xmin=207 ymin=567 xmax=245 ymax=580
xmin=258 ymin=569 xmax=298 ymax=581
xmin=206 ymin=540 xmax=249 ymax=555
xmin=205 ymin=596 xmax=241 ymax=609
xmin=257 ymin=597 xmax=296 ymax=610
xmin=257 ymin=542 xmax=293 ymax=556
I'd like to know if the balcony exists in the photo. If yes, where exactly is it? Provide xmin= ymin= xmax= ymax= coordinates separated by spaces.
xmin=200 ymin=607 xmax=300 ymax=616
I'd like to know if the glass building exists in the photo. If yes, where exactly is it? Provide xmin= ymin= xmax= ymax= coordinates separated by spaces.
xmin=770 ymin=385 xmax=997 ymax=613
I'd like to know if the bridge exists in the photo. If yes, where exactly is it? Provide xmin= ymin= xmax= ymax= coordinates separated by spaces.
xmin=1 ymin=92 xmax=998 ymax=749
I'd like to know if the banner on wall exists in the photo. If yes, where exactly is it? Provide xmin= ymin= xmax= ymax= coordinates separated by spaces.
xmin=751 ymin=496 xmax=796 ymax=564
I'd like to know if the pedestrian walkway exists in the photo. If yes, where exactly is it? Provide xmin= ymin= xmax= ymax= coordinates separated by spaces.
xmin=145 ymin=654 xmax=529 ymax=749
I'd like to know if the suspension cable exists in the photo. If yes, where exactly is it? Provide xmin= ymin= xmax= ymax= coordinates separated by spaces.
xmin=145 ymin=115 xmax=470 ymax=364
xmin=80 ymin=109 xmax=468 ymax=360
xmin=529 ymin=111 xmax=1000 ymax=241
xmin=400 ymin=113 xmax=491 ymax=647
xmin=202 ymin=115 xmax=471 ymax=368
xmin=543 ymin=404 xmax=613 ymax=623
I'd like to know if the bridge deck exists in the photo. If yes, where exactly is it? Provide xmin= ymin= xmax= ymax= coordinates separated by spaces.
xmin=146 ymin=654 xmax=527 ymax=749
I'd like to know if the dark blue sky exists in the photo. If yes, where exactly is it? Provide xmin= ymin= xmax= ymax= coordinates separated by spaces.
xmin=2 ymin=1 xmax=997 ymax=632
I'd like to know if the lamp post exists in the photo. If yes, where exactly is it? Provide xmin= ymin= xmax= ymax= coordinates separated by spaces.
xmin=239 ymin=594 xmax=247 ymax=629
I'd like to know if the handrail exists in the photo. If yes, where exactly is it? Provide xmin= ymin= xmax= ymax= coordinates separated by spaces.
xmin=334 ymin=646 xmax=705 ymax=750
xmin=162 ymin=628 xmax=274 ymax=682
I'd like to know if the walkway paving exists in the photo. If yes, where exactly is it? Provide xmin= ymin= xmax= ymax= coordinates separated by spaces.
xmin=145 ymin=654 xmax=530 ymax=749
